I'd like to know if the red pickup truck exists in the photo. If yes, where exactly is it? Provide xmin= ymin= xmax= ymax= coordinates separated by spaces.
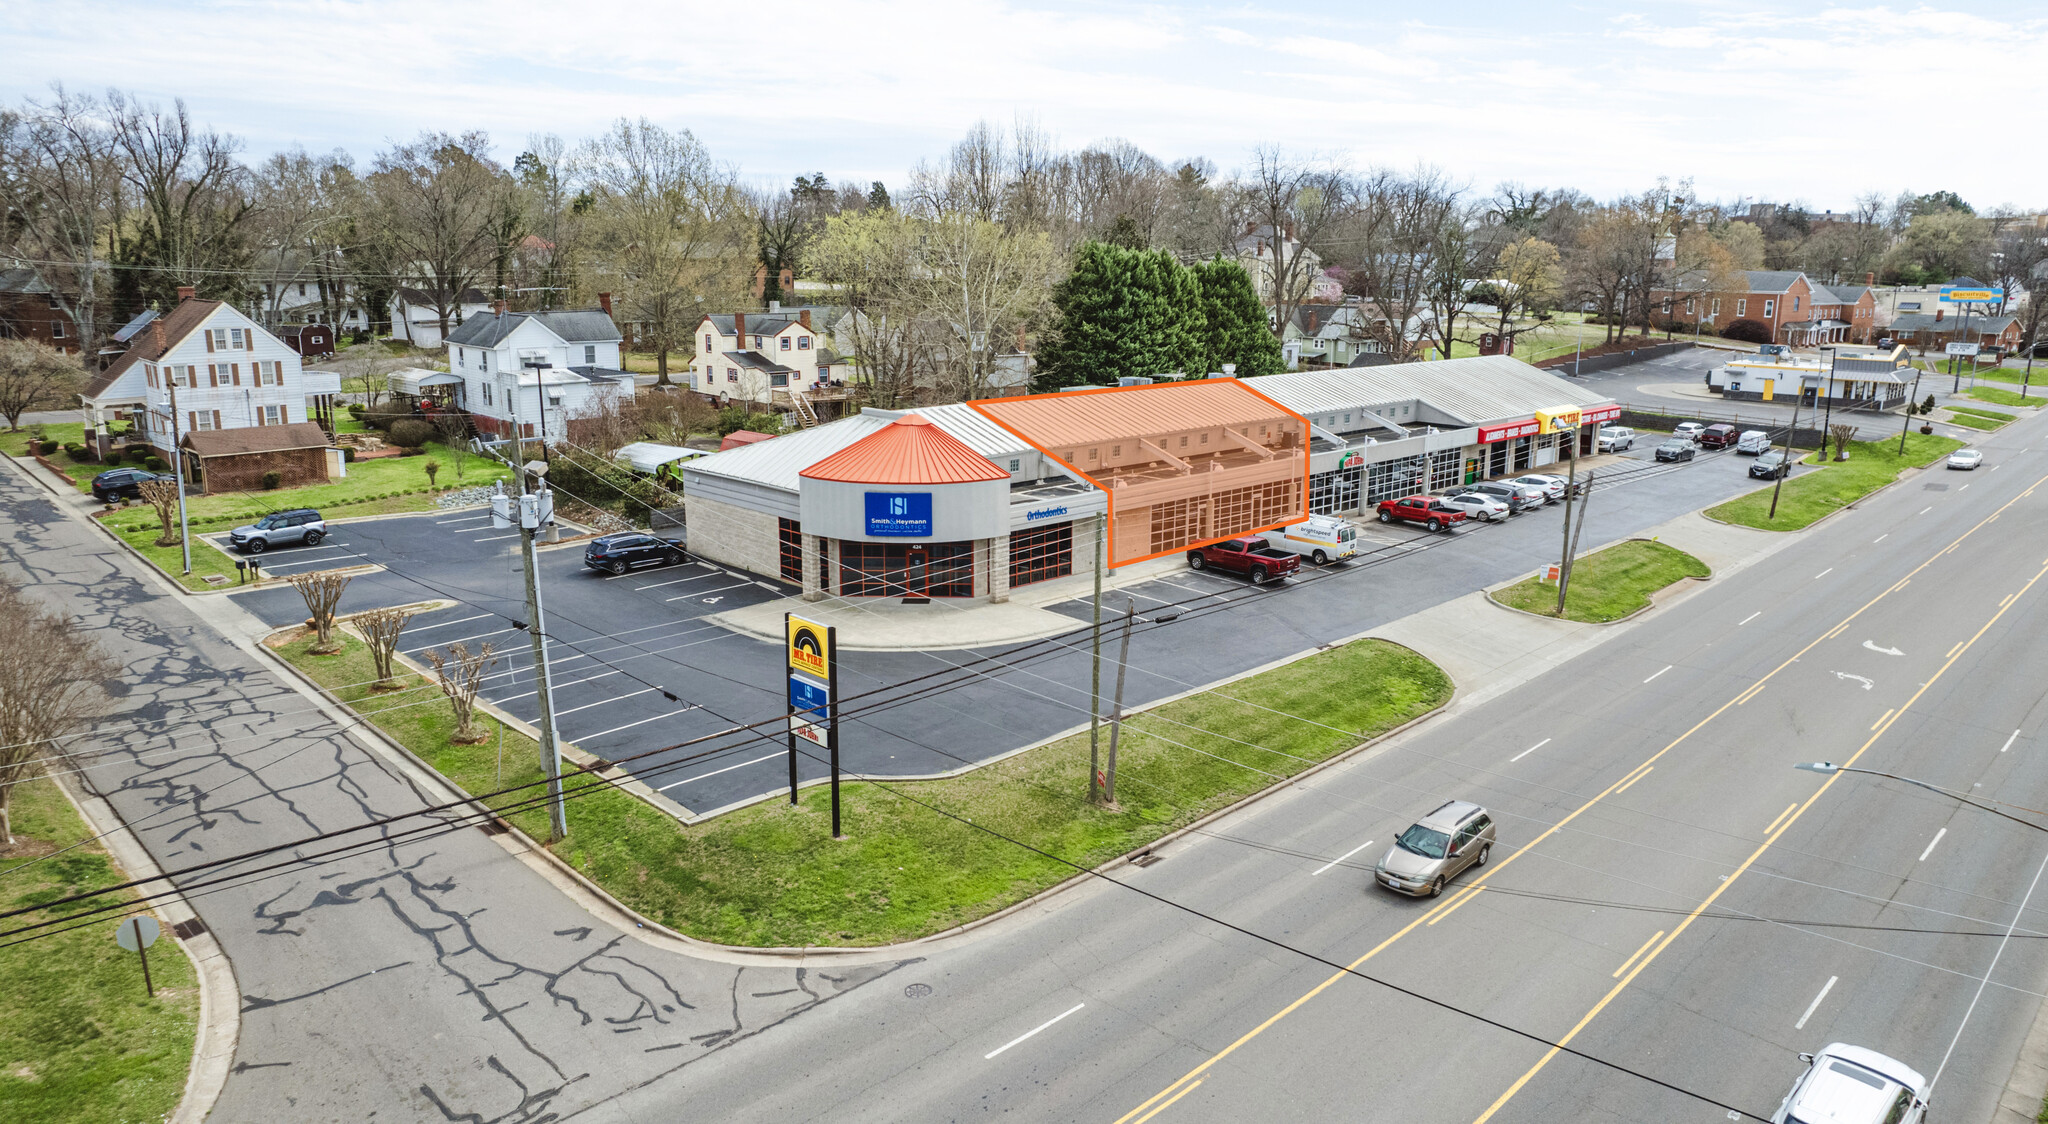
xmin=1376 ymin=495 xmax=1469 ymax=532
xmin=1187 ymin=537 xmax=1302 ymax=585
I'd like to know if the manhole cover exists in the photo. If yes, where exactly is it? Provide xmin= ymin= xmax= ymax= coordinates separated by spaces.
xmin=903 ymin=983 xmax=933 ymax=999
xmin=1924 ymin=483 xmax=1949 ymax=491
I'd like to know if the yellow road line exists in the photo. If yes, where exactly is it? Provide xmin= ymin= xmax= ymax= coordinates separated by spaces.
xmin=1735 ymin=682 xmax=1767 ymax=706
xmin=1427 ymin=883 xmax=1484 ymax=925
xmin=1470 ymin=554 xmax=2048 ymax=1124
xmin=1132 ymin=1080 xmax=1200 ymax=1124
xmin=1112 ymin=475 xmax=2048 ymax=1124
xmin=1613 ymin=766 xmax=1654 ymax=794
xmin=1612 ymin=930 xmax=1665 ymax=979
xmin=1764 ymin=803 xmax=1798 ymax=835
xmin=1870 ymin=708 xmax=1895 ymax=731
xmin=1947 ymin=640 xmax=1967 ymax=659
xmin=1429 ymin=886 xmax=1486 ymax=926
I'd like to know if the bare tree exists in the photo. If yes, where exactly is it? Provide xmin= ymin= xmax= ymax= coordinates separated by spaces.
xmin=0 ymin=85 xmax=124 ymax=356
xmin=367 ymin=131 xmax=505 ymax=340
xmin=136 ymin=477 xmax=180 ymax=541
xmin=809 ymin=209 xmax=936 ymax=408
xmin=0 ymin=579 xmax=116 ymax=845
xmin=912 ymin=213 xmax=1058 ymax=401
xmin=1241 ymin=148 xmax=1355 ymax=345
xmin=428 ymin=641 xmax=496 ymax=744
xmin=432 ymin=413 xmax=472 ymax=478
xmin=249 ymin=146 xmax=356 ymax=327
xmin=0 ymin=339 xmax=81 ymax=429
xmin=287 ymin=570 xmax=351 ymax=655
xmin=354 ymin=606 xmax=418 ymax=690
xmin=1486 ymin=237 xmax=1565 ymax=350
xmin=1343 ymin=167 xmax=1460 ymax=361
xmin=512 ymin=134 xmax=575 ymax=310
xmin=109 ymin=91 xmax=258 ymax=307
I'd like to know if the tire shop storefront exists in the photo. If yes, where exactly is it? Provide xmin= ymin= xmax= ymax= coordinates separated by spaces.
xmin=681 ymin=405 xmax=1106 ymax=603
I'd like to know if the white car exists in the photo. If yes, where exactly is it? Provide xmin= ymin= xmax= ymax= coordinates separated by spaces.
xmin=1736 ymin=430 xmax=1773 ymax=455
xmin=1508 ymin=474 xmax=1567 ymax=503
xmin=1438 ymin=492 xmax=1510 ymax=522
xmin=1772 ymin=1043 xmax=1927 ymax=1124
xmin=1672 ymin=422 xmax=1707 ymax=442
xmin=1596 ymin=426 xmax=1636 ymax=452
xmin=1948 ymin=449 xmax=1983 ymax=470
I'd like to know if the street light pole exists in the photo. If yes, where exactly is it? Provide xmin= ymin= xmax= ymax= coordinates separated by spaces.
xmin=1795 ymin=762 xmax=2048 ymax=834
xmin=1767 ymin=376 xmax=1812 ymax=521
xmin=1819 ymin=346 xmax=1837 ymax=461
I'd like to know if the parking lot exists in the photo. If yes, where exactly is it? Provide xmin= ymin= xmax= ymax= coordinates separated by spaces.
xmin=231 ymin=443 xmax=1781 ymax=816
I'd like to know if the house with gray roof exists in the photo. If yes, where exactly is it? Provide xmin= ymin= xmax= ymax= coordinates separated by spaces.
xmin=1655 ymin=268 xmax=1877 ymax=345
xmin=390 ymin=286 xmax=491 ymax=348
xmin=692 ymin=308 xmax=851 ymax=427
xmin=443 ymin=302 xmax=633 ymax=445
xmin=0 ymin=265 xmax=80 ymax=355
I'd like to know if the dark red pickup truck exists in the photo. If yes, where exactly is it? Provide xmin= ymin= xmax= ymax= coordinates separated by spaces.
xmin=1187 ymin=537 xmax=1302 ymax=585
xmin=1376 ymin=494 xmax=1469 ymax=532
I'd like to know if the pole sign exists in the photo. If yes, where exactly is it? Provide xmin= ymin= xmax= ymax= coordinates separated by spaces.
xmin=115 ymin=915 xmax=160 ymax=952
xmin=787 ymin=616 xmax=831 ymax=680
xmin=1940 ymin=287 xmax=2001 ymax=304
xmin=1945 ymin=342 xmax=1981 ymax=357
xmin=788 ymin=673 xmax=830 ymax=747
xmin=784 ymin=614 xmax=842 ymax=835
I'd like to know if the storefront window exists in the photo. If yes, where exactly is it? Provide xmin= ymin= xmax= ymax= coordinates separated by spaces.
xmin=841 ymin=541 xmax=975 ymax=598
xmin=777 ymin=518 xmax=803 ymax=582
xmin=1308 ymin=464 xmax=1363 ymax=515
xmin=1009 ymin=522 xmax=1073 ymax=587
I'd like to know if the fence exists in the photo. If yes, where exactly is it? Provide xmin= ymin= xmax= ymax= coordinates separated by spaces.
xmin=1544 ymin=340 xmax=1697 ymax=376
xmin=1616 ymin=408 xmax=1830 ymax=448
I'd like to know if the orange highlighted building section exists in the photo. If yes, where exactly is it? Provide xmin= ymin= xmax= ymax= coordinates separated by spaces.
xmin=969 ymin=381 xmax=1308 ymax=567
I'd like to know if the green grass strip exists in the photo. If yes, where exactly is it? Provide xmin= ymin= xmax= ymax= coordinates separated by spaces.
xmin=1492 ymin=540 xmax=1709 ymax=622
xmin=1944 ymin=414 xmax=2005 ymax=431
xmin=1965 ymin=386 xmax=2039 ymax=408
xmin=1704 ymin=433 xmax=1963 ymax=531
xmin=1948 ymin=406 xmax=2016 ymax=421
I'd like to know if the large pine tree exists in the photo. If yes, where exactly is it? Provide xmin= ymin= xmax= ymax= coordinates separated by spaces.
xmin=1193 ymin=257 xmax=1284 ymax=378
xmin=1037 ymin=242 xmax=1208 ymax=389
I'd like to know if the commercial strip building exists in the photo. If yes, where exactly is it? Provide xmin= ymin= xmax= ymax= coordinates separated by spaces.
xmin=680 ymin=354 xmax=1616 ymax=602
xmin=1706 ymin=344 xmax=1916 ymax=409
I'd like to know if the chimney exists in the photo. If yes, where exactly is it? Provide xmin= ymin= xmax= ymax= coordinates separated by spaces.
xmin=799 ymin=309 xmax=812 ymax=331
xmin=493 ymin=299 xmax=507 ymax=316
xmin=1309 ymin=311 xmax=1319 ymax=331
xmin=1864 ymin=271 xmax=1875 ymax=286
xmin=734 ymin=311 xmax=746 ymax=344
xmin=1245 ymin=220 xmax=1257 ymax=235
xmin=175 ymin=285 xmax=195 ymax=304
xmin=151 ymin=320 xmax=166 ymax=355
xmin=597 ymin=291 xmax=612 ymax=317
xmin=1936 ymin=308 xmax=1944 ymax=322
xmin=1016 ymin=324 xmax=1027 ymax=351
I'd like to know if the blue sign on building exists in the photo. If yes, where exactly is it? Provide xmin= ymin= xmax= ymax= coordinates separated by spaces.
xmin=789 ymin=674 xmax=830 ymax=722
xmin=864 ymin=491 xmax=933 ymax=537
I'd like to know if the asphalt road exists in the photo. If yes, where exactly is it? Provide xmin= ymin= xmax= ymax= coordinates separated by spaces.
xmin=221 ymin=443 xmax=1775 ymax=816
xmin=570 ymin=410 xmax=2048 ymax=1122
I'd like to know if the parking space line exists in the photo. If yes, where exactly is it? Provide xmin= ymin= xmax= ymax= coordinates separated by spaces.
xmin=1510 ymin=738 xmax=1550 ymax=763
xmin=1920 ymin=828 xmax=1947 ymax=862
xmin=435 ymin=514 xmax=492 ymax=524
xmin=1611 ymin=931 xmax=1664 ymax=979
xmin=638 ymin=573 xmax=716 ymax=590
xmin=553 ymin=688 xmax=655 ymax=718
xmin=653 ymin=748 xmax=780 ymax=791
xmin=984 ymin=1003 xmax=1086 ymax=1060
xmin=404 ymin=627 xmax=517 ymax=654
xmin=1795 ymin=976 xmax=1838 ymax=1030
xmin=575 ymin=710 xmax=693 ymax=743
xmin=473 ymin=534 xmax=518 ymax=543
xmin=1310 ymin=840 xmax=1375 ymax=876
xmin=407 ymin=613 xmax=493 ymax=632
xmin=665 ymin=581 xmax=756 ymax=601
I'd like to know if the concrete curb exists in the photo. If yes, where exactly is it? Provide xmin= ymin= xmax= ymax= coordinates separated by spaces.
xmin=1698 ymin=442 xmax=1963 ymax=534
xmin=1481 ymin=537 xmax=1714 ymax=626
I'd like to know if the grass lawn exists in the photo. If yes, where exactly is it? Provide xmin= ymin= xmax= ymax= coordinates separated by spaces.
xmin=1492 ymin=540 xmax=1709 ymax=622
xmin=1945 ymin=413 xmax=2005 ymax=431
xmin=1964 ymin=385 xmax=2041 ymax=408
xmin=1971 ymin=366 xmax=2046 ymax=389
xmin=1705 ymin=432 xmax=1963 ymax=531
xmin=277 ymin=628 xmax=1452 ymax=947
xmin=0 ymin=777 xmax=198 ymax=1124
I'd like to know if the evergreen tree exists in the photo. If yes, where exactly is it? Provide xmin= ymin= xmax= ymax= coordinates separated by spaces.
xmin=1143 ymin=248 xmax=1204 ymax=378
xmin=1038 ymin=242 xmax=1209 ymax=388
xmin=1193 ymin=257 xmax=1284 ymax=377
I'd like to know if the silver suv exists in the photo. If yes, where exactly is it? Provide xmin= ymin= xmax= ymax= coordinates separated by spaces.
xmin=1772 ymin=1044 xmax=1927 ymax=1124
xmin=229 ymin=508 xmax=327 ymax=553
xmin=1375 ymin=800 xmax=1495 ymax=897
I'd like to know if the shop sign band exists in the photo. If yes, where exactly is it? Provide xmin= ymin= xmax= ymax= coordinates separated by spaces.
xmin=785 ymin=614 xmax=844 ymax=837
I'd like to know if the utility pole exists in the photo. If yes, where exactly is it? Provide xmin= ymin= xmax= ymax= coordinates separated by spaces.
xmin=1767 ymin=379 xmax=1810 ymax=521
xmin=1088 ymin=511 xmax=1106 ymax=805
xmin=1898 ymin=364 xmax=1926 ymax=456
xmin=507 ymin=363 xmax=569 ymax=840
xmin=163 ymin=370 xmax=192 ymax=575
xmin=1564 ymin=469 xmax=1597 ymax=595
xmin=1554 ymin=420 xmax=1581 ymax=616
xmin=1819 ymin=346 xmax=1837 ymax=460
xmin=1103 ymin=598 xmax=1135 ymax=808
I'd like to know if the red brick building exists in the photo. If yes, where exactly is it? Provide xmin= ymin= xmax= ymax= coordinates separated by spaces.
xmin=1657 ymin=270 xmax=1879 ymax=345
xmin=0 ymin=266 xmax=80 ymax=354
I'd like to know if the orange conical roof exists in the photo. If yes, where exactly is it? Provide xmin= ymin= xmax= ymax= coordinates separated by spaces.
xmin=800 ymin=414 xmax=1009 ymax=485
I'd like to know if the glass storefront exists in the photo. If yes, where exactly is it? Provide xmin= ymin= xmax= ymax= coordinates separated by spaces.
xmin=839 ymin=540 xmax=975 ymax=598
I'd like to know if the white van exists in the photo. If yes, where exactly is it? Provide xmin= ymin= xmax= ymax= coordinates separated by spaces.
xmin=1263 ymin=517 xmax=1358 ymax=565
xmin=1736 ymin=430 xmax=1773 ymax=455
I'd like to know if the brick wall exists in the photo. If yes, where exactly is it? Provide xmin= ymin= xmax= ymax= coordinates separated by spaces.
xmin=683 ymin=492 xmax=783 ymax=579
xmin=194 ymin=447 xmax=328 ymax=494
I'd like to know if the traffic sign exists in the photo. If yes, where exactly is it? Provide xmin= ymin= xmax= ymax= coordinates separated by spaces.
xmin=115 ymin=915 xmax=159 ymax=951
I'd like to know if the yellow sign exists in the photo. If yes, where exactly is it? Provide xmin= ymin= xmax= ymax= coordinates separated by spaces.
xmin=787 ymin=615 xmax=830 ymax=680
xmin=1535 ymin=407 xmax=1582 ymax=435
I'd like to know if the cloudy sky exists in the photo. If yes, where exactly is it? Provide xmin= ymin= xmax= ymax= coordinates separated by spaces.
xmin=4 ymin=1 xmax=2042 ymax=210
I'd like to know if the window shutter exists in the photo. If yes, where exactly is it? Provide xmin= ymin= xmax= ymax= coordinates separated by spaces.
xmin=205 ymin=331 xmax=215 ymax=354
xmin=245 ymin=329 xmax=255 ymax=352
xmin=232 ymin=363 xmax=242 ymax=386
xmin=207 ymin=364 xmax=218 ymax=387
xmin=212 ymin=410 xmax=222 ymax=430
xmin=187 ymin=411 xmax=197 ymax=431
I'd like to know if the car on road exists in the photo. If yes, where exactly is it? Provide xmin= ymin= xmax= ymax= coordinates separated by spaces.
xmin=1750 ymin=451 xmax=1792 ymax=479
xmin=1770 ymin=1043 xmax=1927 ymax=1124
xmin=1672 ymin=422 xmax=1707 ymax=443
xmin=1699 ymin=423 xmax=1741 ymax=449
xmin=1948 ymin=448 xmax=1983 ymax=470
xmin=1188 ymin=537 xmax=1301 ymax=585
xmin=582 ymin=532 xmax=686 ymax=574
xmin=1375 ymin=800 xmax=1494 ymax=897
xmin=1260 ymin=516 xmax=1358 ymax=565
xmin=1736 ymin=429 xmax=1774 ymax=455
xmin=1655 ymin=439 xmax=1696 ymax=463
xmin=90 ymin=466 xmax=173 ymax=503
xmin=1455 ymin=480 xmax=1544 ymax=513
xmin=1438 ymin=492 xmax=1510 ymax=522
xmin=1376 ymin=494 xmax=1469 ymax=532
xmin=1508 ymin=474 xmax=1568 ymax=503
xmin=228 ymin=509 xmax=326 ymax=554
xmin=1596 ymin=426 xmax=1636 ymax=452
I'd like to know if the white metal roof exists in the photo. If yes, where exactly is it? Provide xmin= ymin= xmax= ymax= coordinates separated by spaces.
xmin=682 ymin=404 xmax=1034 ymax=494
xmin=1246 ymin=355 xmax=1613 ymax=425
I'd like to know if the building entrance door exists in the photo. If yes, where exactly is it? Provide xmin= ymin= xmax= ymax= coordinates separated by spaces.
xmin=901 ymin=547 xmax=929 ymax=597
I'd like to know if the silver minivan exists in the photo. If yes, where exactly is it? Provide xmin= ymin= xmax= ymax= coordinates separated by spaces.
xmin=1375 ymin=800 xmax=1496 ymax=897
xmin=1736 ymin=430 xmax=1773 ymax=455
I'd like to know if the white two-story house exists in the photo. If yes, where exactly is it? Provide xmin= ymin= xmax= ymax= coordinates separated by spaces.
xmin=443 ymin=303 xmax=634 ymax=444
xmin=691 ymin=310 xmax=830 ymax=407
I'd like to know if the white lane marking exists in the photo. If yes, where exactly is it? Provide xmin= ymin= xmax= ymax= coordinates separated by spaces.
xmin=1643 ymin=665 xmax=1672 ymax=683
xmin=638 ymin=573 xmax=715 ymax=590
xmin=654 ymin=748 xmax=782 ymax=792
xmin=1795 ymin=976 xmax=1838 ymax=1030
xmin=2002 ymin=730 xmax=2022 ymax=754
xmin=1920 ymin=828 xmax=1947 ymax=862
xmin=577 ymin=709 xmax=696 ymax=743
xmin=473 ymin=534 xmax=519 ymax=543
xmin=1992 ymin=465 xmax=2002 ymax=472
xmin=553 ymin=688 xmax=655 ymax=718
xmin=1863 ymin=641 xmax=1903 ymax=656
xmin=1814 ymin=568 xmax=1833 ymax=579
xmin=404 ymin=627 xmax=518 ymax=653
xmin=665 ymin=581 xmax=755 ymax=602
xmin=1311 ymin=840 xmax=1376 ymax=876
xmin=406 ymin=613 xmax=493 ymax=632
xmin=1739 ymin=611 xmax=1761 ymax=626
xmin=1873 ymin=534 xmax=1888 ymax=543
xmin=1834 ymin=672 xmax=1874 ymax=690
xmin=984 ymin=1003 xmax=1086 ymax=1060
xmin=1961 ymin=484 xmax=1970 ymax=491
xmin=1511 ymin=738 xmax=1551 ymax=763
xmin=1920 ymin=506 xmax=1933 ymax=515
xmin=1928 ymin=831 xmax=2048 ymax=1089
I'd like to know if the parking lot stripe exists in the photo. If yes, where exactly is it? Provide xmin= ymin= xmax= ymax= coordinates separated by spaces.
xmin=404 ymin=628 xmax=518 ymax=654
xmin=654 ymin=748 xmax=783 ymax=792
xmin=407 ymin=613 xmax=493 ymax=632
xmin=1310 ymin=840 xmax=1375 ymax=876
xmin=473 ymin=534 xmax=519 ymax=543
xmin=2002 ymin=730 xmax=2021 ymax=753
xmin=577 ymin=709 xmax=695 ymax=743
xmin=665 ymin=581 xmax=755 ymax=601
xmin=1919 ymin=827 xmax=1946 ymax=862
xmin=552 ymin=688 xmax=655 ymax=718
xmin=637 ymin=573 xmax=716 ymax=590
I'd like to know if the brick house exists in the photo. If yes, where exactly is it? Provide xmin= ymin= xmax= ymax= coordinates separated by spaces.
xmin=179 ymin=422 xmax=332 ymax=493
xmin=0 ymin=266 xmax=80 ymax=354
xmin=1884 ymin=311 xmax=2024 ymax=352
xmin=1657 ymin=269 xmax=1878 ymax=345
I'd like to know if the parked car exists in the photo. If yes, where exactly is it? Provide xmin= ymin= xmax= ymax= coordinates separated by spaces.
xmin=1750 ymin=451 xmax=1791 ymax=479
xmin=1948 ymin=448 xmax=1983 ymax=470
xmin=1770 ymin=1044 xmax=1927 ymax=1124
xmin=1455 ymin=481 xmax=1543 ymax=513
xmin=1509 ymin=474 xmax=1567 ymax=503
xmin=583 ymin=532 xmax=686 ymax=574
xmin=1375 ymin=800 xmax=1495 ymax=897
xmin=1699 ymin=423 xmax=1741 ymax=449
xmin=228 ymin=508 xmax=326 ymax=553
xmin=1438 ymin=492 xmax=1510 ymax=522
xmin=1376 ymin=494 xmax=1469 ymax=532
xmin=1188 ymin=537 xmax=1301 ymax=585
xmin=1654 ymin=439 xmax=1696 ymax=463
xmin=1260 ymin=515 xmax=1358 ymax=565
xmin=90 ymin=467 xmax=173 ymax=503
xmin=1596 ymin=426 xmax=1636 ymax=452
xmin=1735 ymin=429 xmax=1774 ymax=455
xmin=1672 ymin=422 xmax=1707 ymax=442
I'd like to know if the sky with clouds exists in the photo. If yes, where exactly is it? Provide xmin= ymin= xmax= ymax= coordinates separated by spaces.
xmin=4 ymin=1 xmax=2043 ymax=210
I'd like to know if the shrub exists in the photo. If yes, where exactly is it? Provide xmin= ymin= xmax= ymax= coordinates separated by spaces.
xmin=64 ymin=443 xmax=91 ymax=462
xmin=1721 ymin=318 xmax=1774 ymax=345
xmin=365 ymin=403 xmax=409 ymax=431
xmin=346 ymin=403 xmax=368 ymax=421
xmin=388 ymin=418 xmax=434 ymax=449
xmin=125 ymin=445 xmax=153 ymax=464
xmin=145 ymin=456 xmax=167 ymax=471
xmin=261 ymin=469 xmax=283 ymax=490
xmin=424 ymin=459 xmax=440 ymax=485
xmin=341 ymin=446 xmax=356 ymax=463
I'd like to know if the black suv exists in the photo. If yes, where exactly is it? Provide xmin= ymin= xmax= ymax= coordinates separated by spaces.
xmin=583 ymin=533 xmax=685 ymax=575
xmin=91 ymin=467 xmax=173 ymax=502
xmin=229 ymin=509 xmax=327 ymax=553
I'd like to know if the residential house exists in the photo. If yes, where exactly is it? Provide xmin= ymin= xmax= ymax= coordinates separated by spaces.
xmin=78 ymin=286 xmax=343 ymax=491
xmin=1656 ymin=269 xmax=1878 ymax=345
xmin=692 ymin=309 xmax=859 ymax=426
xmin=1281 ymin=305 xmax=1383 ymax=368
xmin=1234 ymin=222 xmax=1323 ymax=304
xmin=390 ymin=287 xmax=491 ymax=348
xmin=443 ymin=302 xmax=634 ymax=444
xmin=0 ymin=266 xmax=80 ymax=354
xmin=259 ymin=276 xmax=367 ymax=334
xmin=1883 ymin=310 xmax=2024 ymax=352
